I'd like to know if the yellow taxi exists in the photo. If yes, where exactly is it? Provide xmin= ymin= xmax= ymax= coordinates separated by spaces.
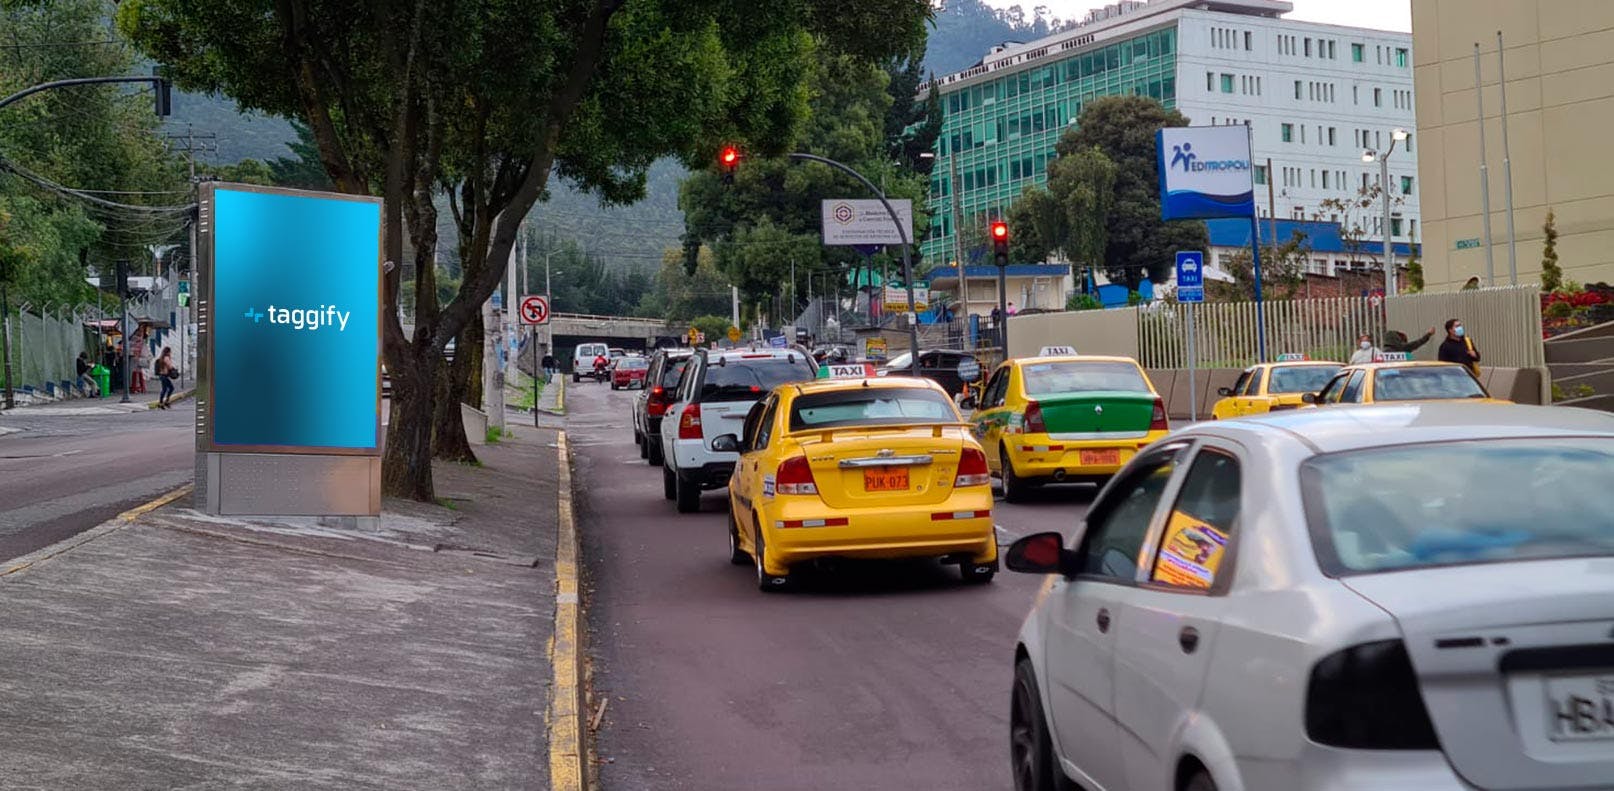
xmin=717 ymin=365 xmax=997 ymax=592
xmin=1304 ymin=360 xmax=1512 ymax=406
xmin=967 ymin=352 xmax=1170 ymax=502
xmin=1210 ymin=357 xmax=1343 ymax=419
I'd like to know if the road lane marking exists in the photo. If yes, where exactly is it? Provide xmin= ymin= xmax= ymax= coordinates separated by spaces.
xmin=549 ymin=430 xmax=588 ymax=791
xmin=1 ymin=483 xmax=193 ymax=577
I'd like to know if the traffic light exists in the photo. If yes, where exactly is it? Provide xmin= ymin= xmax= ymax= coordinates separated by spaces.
xmin=990 ymin=221 xmax=1009 ymax=267
xmin=718 ymin=145 xmax=740 ymax=184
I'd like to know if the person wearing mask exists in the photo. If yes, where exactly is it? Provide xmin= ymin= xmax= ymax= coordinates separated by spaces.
xmin=154 ymin=347 xmax=177 ymax=409
xmin=1349 ymin=333 xmax=1379 ymax=364
xmin=1437 ymin=318 xmax=1481 ymax=377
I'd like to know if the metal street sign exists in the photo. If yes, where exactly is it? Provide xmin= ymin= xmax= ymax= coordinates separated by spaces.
xmin=727 ymin=326 xmax=742 ymax=343
xmin=1176 ymin=251 xmax=1204 ymax=289
xmin=821 ymin=199 xmax=914 ymax=246
xmin=1178 ymin=286 xmax=1204 ymax=303
xmin=767 ymin=334 xmax=787 ymax=348
xmin=687 ymin=326 xmax=700 ymax=344
xmin=518 ymin=295 xmax=550 ymax=325
xmin=1455 ymin=238 xmax=1482 ymax=250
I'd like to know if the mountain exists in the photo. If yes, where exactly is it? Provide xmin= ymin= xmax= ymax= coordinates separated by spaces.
xmin=922 ymin=0 xmax=1073 ymax=77
xmin=166 ymin=91 xmax=298 ymax=164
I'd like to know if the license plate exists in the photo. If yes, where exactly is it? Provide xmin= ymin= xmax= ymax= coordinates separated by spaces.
xmin=1546 ymin=675 xmax=1614 ymax=742
xmin=864 ymin=466 xmax=910 ymax=492
xmin=1079 ymin=448 xmax=1121 ymax=466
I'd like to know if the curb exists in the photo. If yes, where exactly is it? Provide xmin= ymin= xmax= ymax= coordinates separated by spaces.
xmin=146 ymin=388 xmax=196 ymax=409
xmin=556 ymin=375 xmax=567 ymax=414
xmin=0 ymin=484 xmax=193 ymax=577
xmin=548 ymin=430 xmax=587 ymax=791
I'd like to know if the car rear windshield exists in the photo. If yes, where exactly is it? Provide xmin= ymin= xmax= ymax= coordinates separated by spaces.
xmin=699 ymin=358 xmax=813 ymax=402
xmin=660 ymin=359 xmax=689 ymax=388
xmin=1300 ymin=438 xmax=1614 ymax=575
xmin=789 ymin=387 xmax=958 ymax=430
xmin=1372 ymin=366 xmax=1486 ymax=401
xmin=617 ymin=358 xmax=647 ymax=369
xmin=1022 ymin=361 xmax=1149 ymax=396
xmin=1268 ymin=365 xmax=1340 ymax=394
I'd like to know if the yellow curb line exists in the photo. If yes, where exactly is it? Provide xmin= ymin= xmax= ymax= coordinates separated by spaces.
xmin=146 ymin=389 xmax=196 ymax=409
xmin=0 ymin=483 xmax=193 ymax=577
xmin=549 ymin=430 xmax=587 ymax=791
xmin=556 ymin=375 xmax=567 ymax=414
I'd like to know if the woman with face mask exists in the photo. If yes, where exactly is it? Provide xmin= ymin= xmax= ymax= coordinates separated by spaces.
xmin=1349 ymin=333 xmax=1379 ymax=364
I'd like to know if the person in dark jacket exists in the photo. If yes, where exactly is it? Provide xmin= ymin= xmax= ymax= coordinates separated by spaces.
xmin=1383 ymin=326 xmax=1437 ymax=355
xmin=1437 ymin=318 xmax=1481 ymax=377
xmin=75 ymin=352 xmax=98 ymax=396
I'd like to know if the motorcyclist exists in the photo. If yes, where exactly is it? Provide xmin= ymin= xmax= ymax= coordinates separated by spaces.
xmin=593 ymin=353 xmax=609 ymax=379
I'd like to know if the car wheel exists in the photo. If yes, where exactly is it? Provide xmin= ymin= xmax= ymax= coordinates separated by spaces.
xmin=728 ymin=509 xmax=750 ymax=565
xmin=753 ymin=526 xmax=789 ymax=592
xmin=647 ymin=438 xmax=664 ymax=466
xmin=960 ymin=561 xmax=997 ymax=585
xmin=638 ymin=434 xmax=649 ymax=459
xmin=675 ymin=471 xmax=701 ymax=513
xmin=662 ymin=463 xmax=677 ymax=501
xmin=1184 ymin=771 xmax=1217 ymax=791
xmin=1011 ymin=659 xmax=1067 ymax=791
xmin=1002 ymin=444 xmax=1033 ymax=504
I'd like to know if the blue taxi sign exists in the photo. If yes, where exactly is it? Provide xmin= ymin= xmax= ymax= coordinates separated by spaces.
xmin=818 ymin=362 xmax=875 ymax=379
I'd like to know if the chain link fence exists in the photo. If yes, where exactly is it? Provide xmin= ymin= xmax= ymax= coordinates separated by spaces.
xmin=2 ymin=306 xmax=92 ymax=395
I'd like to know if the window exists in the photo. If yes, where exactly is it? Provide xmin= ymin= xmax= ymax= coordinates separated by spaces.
xmin=1075 ymin=456 xmax=1179 ymax=580
xmin=1391 ymin=217 xmax=1403 ymax=236
xmin=1294 ymin=79 xmax=1303 ymax=99
xmin=1353 ymin=85 xmax=1359 ymax=105
xmin=1310 ymin=169 xmax=1317 ymax=188
xmin=1229 ymin=370 xmax=1253 ymax=397
xmin=1352 ymin=42 xmax=1364 ymax=62
xmin=1396 ymin=47 xmax=1409 ymax=68
xmin=1254 ymin=164 xmax=1267 ymax=185
xmin=754 ymin=398 xmax=780 ymax=449
xmin=1328 ymin=127 xmax=1337 ymax=146
xmin=1207 ymin=71 xmax=1215 ymax=92
xmin=1329 ymin=40 xmax=1337 ymax=59
xmin=1239 ymin=370 xmax=1261 ymax=396
xmin=1373 ymin=87 xmax=1382 ymax=107
xmin=1318 ymin=373 xmax=1349 ymax=404
xmin=1343 ymin=370 xmax=1372 ymax=402
xmin=1221 ymin=73 xmax=1234 ymax=93
xmin=1401 ymin=175 xmax=1413 ymax=195
xmin=1404 ymin=133 xmax=1413 ymax=152
xmin=1322 ymin=171 xmax=1331 ymax=189
xmin=1244 ymin=31 xmax=1252 ymax=50
xmin=1149 ymin=450 xmax=1241 ymax=589
xmin=1304 ymin=38 xmax=1313 ymax=57
xmin=1281 ymin=123 xmax=1293 ymax=142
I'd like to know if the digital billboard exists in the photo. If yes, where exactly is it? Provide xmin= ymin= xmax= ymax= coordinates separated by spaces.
xmin=202 ymin=185 xmax=382 ymax=453
xmin=1156 ymin=125 xmax=1256 ymax=221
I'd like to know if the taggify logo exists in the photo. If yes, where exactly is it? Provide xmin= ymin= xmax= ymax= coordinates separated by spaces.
xmin=242 ymin=304 xmax=352 ymax=332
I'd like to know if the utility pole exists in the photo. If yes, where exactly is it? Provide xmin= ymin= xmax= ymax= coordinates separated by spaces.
xmin=0 ymin=276 xmax=13 ymax=410
xmin=949 ymin=152 xmax=969 ymax=346
xmin=1474 ymin=43 xmax=1496 ymax=285
xmin=1496 ymin=30 xmax=1518 ymax=285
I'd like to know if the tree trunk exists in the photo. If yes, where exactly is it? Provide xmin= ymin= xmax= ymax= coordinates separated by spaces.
xmin=381 ymin=347 xmax=437 ymax=500
xmin=431 ymin=319 xmax=480 ymax=462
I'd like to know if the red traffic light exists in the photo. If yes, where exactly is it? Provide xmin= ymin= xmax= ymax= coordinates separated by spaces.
xmin=719 ymin=146 xmax=740 ymax=168
xmin=990 ymin=221 xmax=1008 ymax=240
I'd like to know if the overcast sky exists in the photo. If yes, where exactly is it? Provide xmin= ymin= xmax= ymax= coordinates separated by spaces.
xmin=981 ymin=0 xmax=1413 ymax=33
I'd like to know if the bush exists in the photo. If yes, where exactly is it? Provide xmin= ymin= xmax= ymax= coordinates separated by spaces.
xmin=1545 ymin=300 xmax=1575 ymax=319
xmin=1067 ymin=293 xmax=1103 ymax=311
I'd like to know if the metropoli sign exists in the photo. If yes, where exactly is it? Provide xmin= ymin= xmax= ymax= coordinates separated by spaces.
xmin=1156 ymin=125 xmax=1255 ymax=220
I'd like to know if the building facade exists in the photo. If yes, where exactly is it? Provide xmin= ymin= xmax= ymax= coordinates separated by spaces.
xmin=922 ymin=0 xmax=1418 ymax=283
xmin=1411 ymin=0 xmax=1614 ymax=290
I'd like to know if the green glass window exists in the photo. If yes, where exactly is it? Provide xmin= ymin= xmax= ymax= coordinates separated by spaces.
xmin=1401 ymin=176 xmax=1414 ymax=195
xmin=1351 ymin=43 xmax=1364 ymax=62
xmin=1220 ymin=74 xmax=1234 ymax=93
xmin=1254 ymin=165 xmax=1267 ymax=185
xmin=1281 ymin=123 xmax=1293 ymax=142
xmin=1395 ymin=48 xmax=1409 ymax=68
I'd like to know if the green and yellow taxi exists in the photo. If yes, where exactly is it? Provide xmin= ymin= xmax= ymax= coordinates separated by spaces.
xmin=717 ymin=366 xmax=998 ymax=592
xmin=1210 ymin=357 xmax=1343 ymax=420
xmin=967 ymin=352 xmax=1170 ymax=502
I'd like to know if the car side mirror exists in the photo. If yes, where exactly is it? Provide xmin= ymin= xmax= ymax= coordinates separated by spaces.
xmin=1005 ymin=532 xmax=1073 ymax=576
xmin=1301 ymin=392 xmax=1319 ymax=404
xmin=711 ymin=434 xmax=741 ymax=453
xmin=1216 ymin=386 xmax=1233 ymax=396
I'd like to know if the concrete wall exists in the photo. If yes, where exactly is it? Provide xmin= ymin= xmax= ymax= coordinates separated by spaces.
xmin=1007 ymin=308 xmax=1139 ymax=360
xmin=1412 ymin=0 xmax=1614 ymax=290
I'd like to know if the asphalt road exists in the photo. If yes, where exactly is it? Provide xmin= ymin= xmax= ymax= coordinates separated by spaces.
xmin=572 ymin=383 xmax=1096 ymax=791
xmin=0 ymin=402 xmax=193 ymax=562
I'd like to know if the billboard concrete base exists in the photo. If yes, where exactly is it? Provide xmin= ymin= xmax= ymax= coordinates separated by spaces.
xmin=199 ymin=452 xmax=382 ymax=517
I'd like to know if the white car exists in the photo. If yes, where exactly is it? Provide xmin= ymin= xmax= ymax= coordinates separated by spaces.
xmin=659 ymin=348 xmax=817 ymax=513
xmin=1004 ymin=403 xmax=1614 ymax=791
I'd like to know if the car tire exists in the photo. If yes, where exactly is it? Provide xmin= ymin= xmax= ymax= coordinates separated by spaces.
xmin=572 ymin=373 xmax=580 ymax=383
xmin=647 ymin=438 xmax=664 ymax=466
xmin=728 ymin=509 xmax=750 ymax=565
xmin=753 ymin=527 xmax=789 ymax=592
xmin=675 ymin=471 xmax=701 ymax=513
xmin=1002 ymin=444 xmax=1033 ymax=504
xmin=1011 ymin=659 xmax=1070 ymax=791
xmin=662 ymin=464 xmax=677 ymax=501
xmin=1184 ymin=771 xmax=1217 ymax=791
xmin=960 ymin=561 xmax=997 ymax=585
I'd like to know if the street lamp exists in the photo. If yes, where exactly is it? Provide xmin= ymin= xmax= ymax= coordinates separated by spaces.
xmin=1362 ymin=127 xmax=1409 ymax=297
xmin=919 ymin=149 xmax=968 ymax=349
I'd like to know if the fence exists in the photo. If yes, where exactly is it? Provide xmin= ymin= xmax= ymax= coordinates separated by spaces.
xmin=2 ymin=306 xmax=92 ymax=394
xmin=1007 ymin=285 xmax=1544 ymax=369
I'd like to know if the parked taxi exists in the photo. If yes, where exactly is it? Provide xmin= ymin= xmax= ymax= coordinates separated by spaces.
xmin=967 ymin=351 xmax=1169 ymax=502
xmin=1210 ymin=357 xmax=1343 ymax=419
xmin=716 ymin=365 xmax=997 ymax=591
xmin=1305 ymin=360 xmax=1512 ymax=406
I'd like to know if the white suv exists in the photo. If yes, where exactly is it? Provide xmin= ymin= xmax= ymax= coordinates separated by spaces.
xmin=659 ymin=348 xmax=817 ymax=513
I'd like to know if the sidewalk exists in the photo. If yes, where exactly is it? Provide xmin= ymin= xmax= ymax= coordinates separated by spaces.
xmin=0 ymin=385 xmax=194 ymax=416
xmin=0 ymin=425 xmax=565 ymax=789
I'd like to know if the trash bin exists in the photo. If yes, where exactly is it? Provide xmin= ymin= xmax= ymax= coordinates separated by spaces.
xmin=91 ymin=364 xmax=110 ymax=399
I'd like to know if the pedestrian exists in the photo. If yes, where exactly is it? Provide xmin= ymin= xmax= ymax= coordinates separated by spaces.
xmin=1349 ymin=333 xmax=1379 ymax=364
xmin=990 ymin=305 xmax=1002 ymax=328
xmin=541 ymin=352 xmax=557 ymax=381
xmin=1382 ymin=326 xmax=1437 ymax=355
xmin=154 ymin=347 xmax=177 ymax=409
xmin=1437 ymin=318 xmax=1481 ymax=377
xmin=111 ymin=342 xmax=125 ymax=393
xmin=75 ymin=352 xmax=98 ymax=397
xmin=1007 ymin=301 xmax=1018 ymax=316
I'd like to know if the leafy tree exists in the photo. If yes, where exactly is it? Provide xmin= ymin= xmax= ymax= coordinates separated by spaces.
xmin=1009 ymin=144 xmax=1116 ymax=280
xmin=885 ymin=57 xmax=940 ymax=174
xmin=1209 ymin=231 xmax=1312 ymax=302
xmin=1405 ymin=241 xmax=1424 ymax=293
xmin=689 ymin=314 xmax=731 ymax=344
xmin=638 ymin=246 xmax=731 ymax=322
xmin=1315 ymin=183 xmax=1405 ymax=271
xmin=1541 ymin=209 xmax=1562 ymax=292
xmin=1059 ymin=97 xmax=1206 ymax=288
xmin=120 ymin=0 xmax=931 ymax=501
xmin=922 ymin=0 xmax=1071 ymax=75
xmin=267 ymin=122 xmax=333 ymax=190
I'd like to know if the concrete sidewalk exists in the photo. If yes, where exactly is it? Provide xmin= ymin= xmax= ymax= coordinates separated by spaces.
xmin=0 ymin=386 xmax=194 ymax=417
xmin=0 ymin=425 xmax=564 ymax=790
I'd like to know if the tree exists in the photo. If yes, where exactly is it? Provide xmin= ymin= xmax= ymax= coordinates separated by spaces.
xmin=267 ymin=122 xmax=333 ymax=190
xmin=1405 ymin=240 xmax=1424 ymax=293
xmin=1209 ymin=231 xmax=1312 ymax=302
xmin=638 ymin=247 xmax=731 ymax=322
xmin=1541 ymin=209 xmax=1562 ymax=292
xmin=1059 ymin=97 xmax=1207 ymax=288
xmin=1315 ymin=183 xmax=1406 ymax=271
xmin=121 ymin=0 xmax=932 ymax=501
xmin=885 ymin=57 xmax=940 ymax=174
xmin=1009 ymin=144 xmax=1117 ymax=282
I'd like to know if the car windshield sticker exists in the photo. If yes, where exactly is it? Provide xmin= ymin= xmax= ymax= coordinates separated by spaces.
xmin=762 ymin=474 xmax=776 ymax=499
xmin=1152 ymin=511 xmax=1229 ymax=589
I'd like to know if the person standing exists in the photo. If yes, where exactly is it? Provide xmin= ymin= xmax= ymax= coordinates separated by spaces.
xmin=1349 ymin=333 xmax=1379 ymax=364
xmin=1383 ymin=326 xmax=1438 ymax=356
xmin=1437 ymin=319 xmax=1481 ymax=377
xmin=75 ymin=352 xmax=98 ymax=397
xmin=154 ymin=347 xmax=176 ymax=409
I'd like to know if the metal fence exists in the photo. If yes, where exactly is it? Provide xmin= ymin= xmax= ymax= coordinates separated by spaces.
xmin=2 ymin=306 xmax=92 ymax=393
xmin=1139 ymin=297 xmax=1384 ymax=369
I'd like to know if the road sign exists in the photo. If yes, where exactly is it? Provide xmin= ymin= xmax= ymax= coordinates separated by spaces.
xmin=518 ymin=295 xmax=550 ymax=325
xmin=687 ymin=326 xmax=700 ymax=345
xmin=767 ymin=334 xmax=787 ymax=348
xmin=1176 ymin=250 xmax=1204 ymax=288
xmin=864 ymin=337 xmax=887 ymax=361
xmin=727 ymin=326 xmax=742 ymax=343
xmin=821 ymin=199 xmax=914 ymax=246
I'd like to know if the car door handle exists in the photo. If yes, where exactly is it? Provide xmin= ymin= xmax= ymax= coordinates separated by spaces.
xmin=1179 ymin=626 xmax=1200 ymax=654
xmin=1096 ymin=608 xmax=1111 ymax=633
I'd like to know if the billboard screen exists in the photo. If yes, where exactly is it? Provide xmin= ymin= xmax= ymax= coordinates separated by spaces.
xmin=1156 ymin=126 xmax=1255 ymax=220
xmin=204 ymin=185 xmax=382 ymax=452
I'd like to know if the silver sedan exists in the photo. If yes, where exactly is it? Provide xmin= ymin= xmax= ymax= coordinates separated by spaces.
xmin=1004 ymin=403 xmax=1614 ymax=791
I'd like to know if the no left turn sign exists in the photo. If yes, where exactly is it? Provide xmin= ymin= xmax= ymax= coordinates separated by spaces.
xmin=519 ymin=295 xmax=550 ymax=325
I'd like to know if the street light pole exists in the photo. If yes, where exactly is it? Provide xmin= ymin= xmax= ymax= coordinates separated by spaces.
xmin=0 ymin=278 xmax=13 ymax=409
xmin=1364 ymin=128 xmax=1407 ymax=297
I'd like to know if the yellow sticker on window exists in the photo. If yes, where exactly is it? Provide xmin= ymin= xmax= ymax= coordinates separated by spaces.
xmin=1153 ymin=511 xmax=1229 ymax=589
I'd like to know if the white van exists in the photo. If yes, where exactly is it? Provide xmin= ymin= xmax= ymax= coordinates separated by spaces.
xmin=572 ymin=342 xmax=611 ymax=382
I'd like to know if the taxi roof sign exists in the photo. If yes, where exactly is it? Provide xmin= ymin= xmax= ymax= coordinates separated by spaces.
xmin=1377 ymin=351 xmax=1410 ymax=362
xmin=1039 ymin=345 xmax=1077 ymax=357
xmin=818 ymin=362 xmax=875 ymax=379
xmin=1275 ymin=353 xmax=1308 ymax=362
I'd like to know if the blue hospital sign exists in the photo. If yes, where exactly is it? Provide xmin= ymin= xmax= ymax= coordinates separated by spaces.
xmin=1157 ymin=126 xmax=1255 ymax=221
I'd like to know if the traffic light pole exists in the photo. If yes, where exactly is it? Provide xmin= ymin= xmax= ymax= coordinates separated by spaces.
xmin=786 ymin=153 xmax=920 ymax=369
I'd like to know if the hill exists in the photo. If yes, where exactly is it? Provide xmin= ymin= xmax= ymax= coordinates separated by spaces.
xmin=922 ymin=0 xmax=1072 ymax=77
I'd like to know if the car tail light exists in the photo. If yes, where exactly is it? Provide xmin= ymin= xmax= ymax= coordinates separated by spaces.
xmin=677 ymin=403 xmax=703 ymax=439
xmin=955 ymin=447 xmax=991 ymax=487
xmin=1024 ymin=401 xmax=1046 ymax=434
xmin=1305 ymin=639 xmax=1440 ymax=750
xmin=1150 ymin=398 xmax=1169 ymax=431
xmin=775 ymin=456 xmax=818 ymax=495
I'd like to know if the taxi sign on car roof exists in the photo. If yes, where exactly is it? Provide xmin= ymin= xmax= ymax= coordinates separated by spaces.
xmin=817 ymin=362 xmax=876 ymax=379
xmin=1039 ymin=346 xmax=1077 ymax=357
xmin=1275 ymin=353 xmax=1309 ymax=362
xmin=1377 ymin=351 xmax=1410 ymax=362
